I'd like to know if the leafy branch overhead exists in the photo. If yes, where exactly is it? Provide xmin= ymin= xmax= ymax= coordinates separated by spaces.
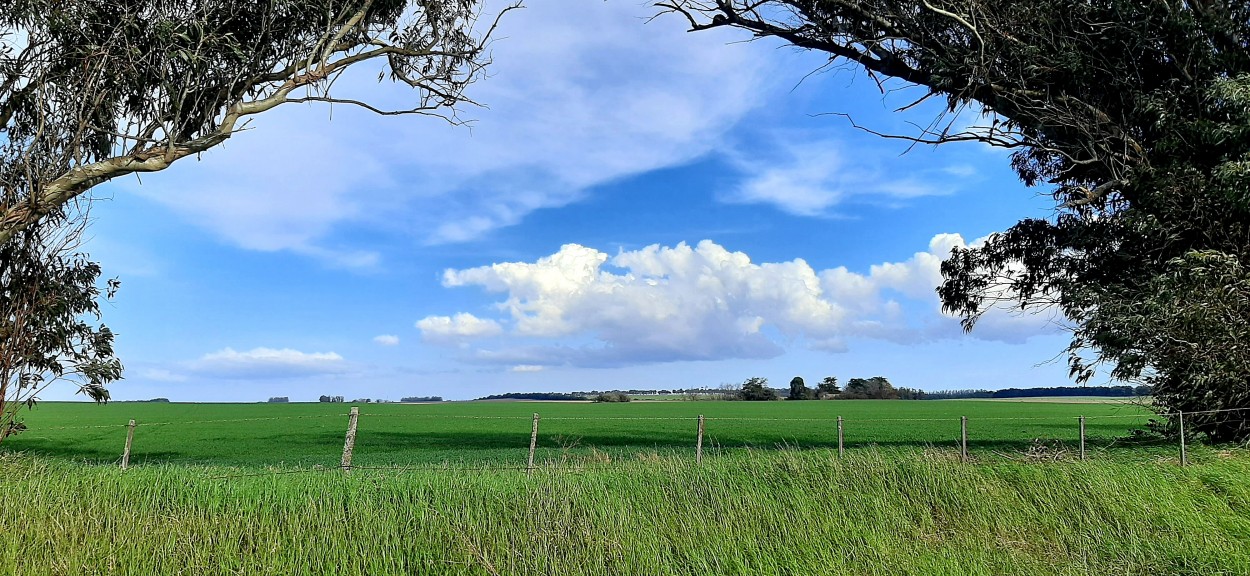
xmin=0 ymin=0 xmax=511 ymax=440
xmin=662 ymin=1 xmax=1250 ymax=440
xmin=0 ymin=0 xmax=517 ymax=245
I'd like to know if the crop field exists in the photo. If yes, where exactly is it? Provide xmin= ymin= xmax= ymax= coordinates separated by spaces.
xmin=4 ymin=399 xmax=1250 ymax=575
xmin=2 ymin=398 xmax=1178 ymax=468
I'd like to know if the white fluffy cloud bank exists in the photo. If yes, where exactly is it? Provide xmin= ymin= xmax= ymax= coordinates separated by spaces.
xmin=416 ymin=235 xmax=1059 ymax=368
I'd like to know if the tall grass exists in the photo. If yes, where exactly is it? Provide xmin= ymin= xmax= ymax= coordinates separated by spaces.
xmin=3 ymin=449 xmax=1248 ymax=575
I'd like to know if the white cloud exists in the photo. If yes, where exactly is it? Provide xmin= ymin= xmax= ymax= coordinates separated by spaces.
xmin=139 ymin=368 xmax=188 ymax=383
xmin=373 ymin=334 xmax=400 ymax=346
xmin=191 ymin=347 xmax=347 ymax=379
xmin=943 ymin=164 xmax=978 ymax=178
xmin=114 ymin=2 xmax=777 ymax=258
xmin=723 ymin=139 xmax=947 ymax=216
xmin=415 ymin=313 xmax=504 ymax=343
xmin=122 ymin=116 xmax=388 ymax=261
xmin=425 ymin=235 xmax=1059 ymax=367
xmin=510 ymin=365 xmax=545 ymax=373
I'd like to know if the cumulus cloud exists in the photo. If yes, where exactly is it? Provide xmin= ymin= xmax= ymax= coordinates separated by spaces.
xmin=424 ymin=235 xmax=1059 ymax=367
xmin=415 ymin=313 xmax=504 ymax=343
xmin=191 ymin=347 xmax=347 ymax=379
xmin=373 ymin=334 xmax=400 ymax=346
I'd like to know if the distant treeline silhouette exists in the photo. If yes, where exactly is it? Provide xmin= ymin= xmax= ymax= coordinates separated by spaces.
xmin=477 ymin=392 xmax=590 ymax=401
xmin=925 ymin=385 xmax=1151 ymax=400
xmin=399 ymin=396 xmax=444 ymax=403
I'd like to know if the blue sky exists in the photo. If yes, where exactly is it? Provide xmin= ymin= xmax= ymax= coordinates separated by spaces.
xmin=64 ymin=2 xmax=1077 ymax=402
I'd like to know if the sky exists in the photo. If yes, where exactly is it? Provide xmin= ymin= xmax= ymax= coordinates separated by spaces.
xmin=62 ymin=1 xmax=1080 ymax=402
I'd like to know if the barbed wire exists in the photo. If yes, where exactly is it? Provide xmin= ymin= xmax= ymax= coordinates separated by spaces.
xmin=36 ymin=413 xmax=347 ymax=430
xmin=21 ymin=405 xmax=1250 ymax=432
xmin=139 ymin=414 xmax=345 ymax=427
xmin=203 ymin=463 xmax=587 ymax=480
xmin=361 ymin=414 xmax=530 ymax=420
xmin=41 ymin=423 xmax=131 ymax=430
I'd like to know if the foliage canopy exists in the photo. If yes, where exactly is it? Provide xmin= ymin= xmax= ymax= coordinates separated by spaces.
xmin=740 ymin=377 xmax=779 ymax=401
xmin=663 ymin=0 xmax=1250 ymax=439
xmin=0 ymin=0 xmax=508 ymax=437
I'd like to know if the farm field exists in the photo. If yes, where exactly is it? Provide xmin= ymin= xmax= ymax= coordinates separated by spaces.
xmin=4 ymin=399 xmax=1250 ymax=575
xmin=1 ymin=398 xmax=1180 ymax=468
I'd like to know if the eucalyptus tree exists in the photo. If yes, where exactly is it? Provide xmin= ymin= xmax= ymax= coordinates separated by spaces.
xmin=0 ymin=0 xmax=512 ymax=437
xmin=661 ymin=1 xmax=1250 ymax=439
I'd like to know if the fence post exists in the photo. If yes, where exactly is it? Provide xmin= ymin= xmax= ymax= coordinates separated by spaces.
xmin=1179 ymin=411 xmax=1187 ymax=466
xmin=837 ymin=416 xmax=844 ymax=457
xmin=527 ymin=413 xmax=540 ymax=474
xmin=1079 ymin=416 xmax=1086 ymax=461
xmin=340 ymin=406 xmax=359 ymax=471
xmin=960 ymin=416 xmax=968 ymax=461
xmin=121 ymin=419 xmax=136 ymax=470
xmin=696 ymin=415 xmax=705 ymax=465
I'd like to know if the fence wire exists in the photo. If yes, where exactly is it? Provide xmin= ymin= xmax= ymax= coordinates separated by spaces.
xmin=16 ymin=405 xmax=1250 ymax=480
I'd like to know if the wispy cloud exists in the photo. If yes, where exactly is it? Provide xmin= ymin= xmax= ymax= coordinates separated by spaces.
xmin=113 ymin=2 xmax=776 ymax=261
xmin=372 ymin=334 xmax=400 ymax=346
xmin=722 ymin=138 xmax=949 ymax=216
xmin=138 ymin=368 xmax=188 ymax=383
xmin=190 ymin=347 xmax=347 ymax=379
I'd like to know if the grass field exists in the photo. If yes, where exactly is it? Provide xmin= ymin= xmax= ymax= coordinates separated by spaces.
xmin=4 ymin=399 xmax=1249 ymax=575
xmin=3 ymin=450 xmax=1249 ymax=575
xmin=2 ymin=399 xmax=1167 ymax=468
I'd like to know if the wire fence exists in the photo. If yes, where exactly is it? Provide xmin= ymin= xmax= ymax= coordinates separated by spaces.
xmin=17 ymin=404 xmax=1250 ymax=479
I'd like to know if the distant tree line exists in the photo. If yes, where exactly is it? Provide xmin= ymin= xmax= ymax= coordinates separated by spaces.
xmin=399 ymin=396 xmax=444 ymax=403
xmin=266 ymin=397 xmax=289 ymax=403
xmin=576 ymin=388 xmax=734 ymax=396
xmin=318 ymin=395 xmax=345 ymax=403
xmin=737 ymin=378 xmax=1147 ymax=402
xmin=592 ymin=392 xmax=631 ymax=403
xmin=924 ymin=386 xmax=1151 ymax=400
xmin=477 ymin=392 xmax=589 ymax=401
xmin=733 ymin=376 xmax=925 ymax=401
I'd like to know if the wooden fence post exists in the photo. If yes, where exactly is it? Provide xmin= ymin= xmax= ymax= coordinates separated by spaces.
xmin=121 ymin=419 xmax=136 ymax=470
xmin=837 ymin=416 xmax=844 ymax=457
xmin=696 ymin=415 xmax=705 ymax=465
xmin=1179 ymin=411 xmax=1187 ymax=466
xmin=1079 ymin=416 xmax=1086 ymax=461
xmin=527 ymin=413 xmax=540 ymax=474
xmin=340 ymin=407 xmax=359 ymax=471
xmin=960 ymin=416 xmax=968 ymax=461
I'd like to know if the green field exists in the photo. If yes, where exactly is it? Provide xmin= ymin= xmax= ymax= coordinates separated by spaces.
xmin=6 ymin=399 xmax=1248 ymax=575
xmin=3 ymin=399 xmax=1166 ymax=468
